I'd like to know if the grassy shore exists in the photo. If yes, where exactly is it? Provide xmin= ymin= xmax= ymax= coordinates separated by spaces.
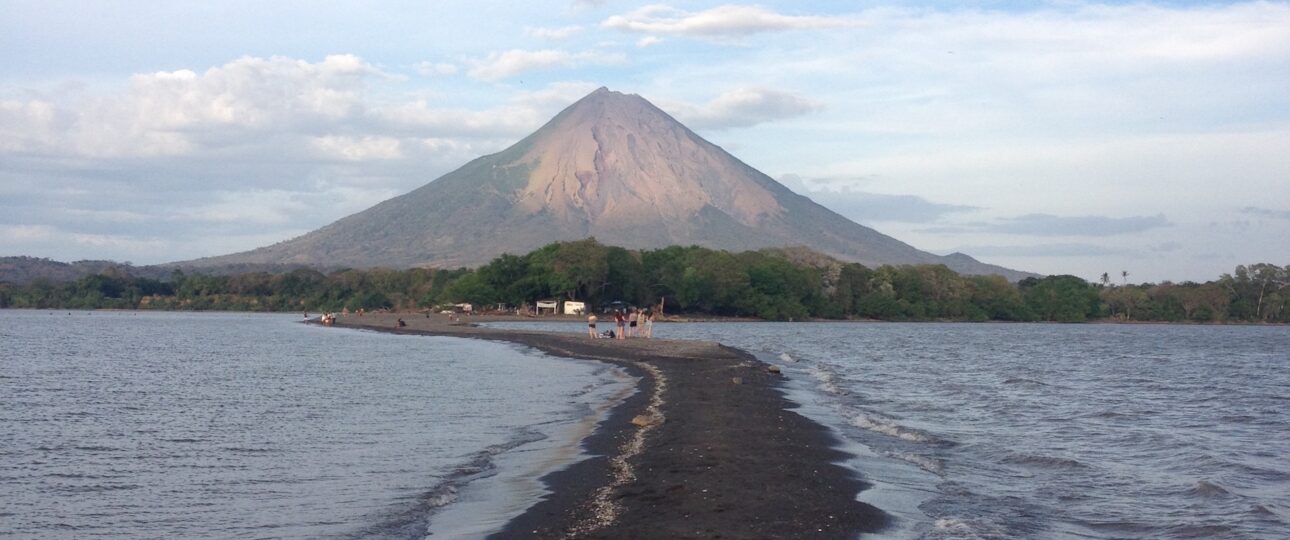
xmin=322 ymin=312 xmax=885 ymax=539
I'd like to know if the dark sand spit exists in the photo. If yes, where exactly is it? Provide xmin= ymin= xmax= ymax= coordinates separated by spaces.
xmin=321 ymin=313 xmax=885 ymax=539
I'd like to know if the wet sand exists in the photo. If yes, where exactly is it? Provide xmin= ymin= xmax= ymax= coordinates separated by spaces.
xmin=323 ymin=313 xmax=885 ymax=539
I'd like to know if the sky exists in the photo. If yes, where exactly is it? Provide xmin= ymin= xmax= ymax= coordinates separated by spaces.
xmin=2 ymin=1 xmax=1288 ymax=283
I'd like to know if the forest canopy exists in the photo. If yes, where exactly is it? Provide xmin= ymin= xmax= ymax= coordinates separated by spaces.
xmin=1 ymin=240 xmax=1286 ymax=323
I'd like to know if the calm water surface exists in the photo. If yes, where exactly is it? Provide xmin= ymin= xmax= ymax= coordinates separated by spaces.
xmin=487 ymin=320 xmax=1290 ymax=539
xmin=0 ymin=310 xmax=632 ymax=539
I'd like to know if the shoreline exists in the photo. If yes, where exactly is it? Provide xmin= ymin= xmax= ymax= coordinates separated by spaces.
xmin=6 ymin=308 xmax=1287 ymax=326
xmin=324 ymin=312 xmax=886 ymax=538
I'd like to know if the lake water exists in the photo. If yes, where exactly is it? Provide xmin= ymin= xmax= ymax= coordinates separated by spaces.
xmin=484 ymin=320 xmax=1290 ymax=539
xmin=5 ymin=311 xmax=1287 ymax=539
xmin=0 ymin=310 xmax=633 ymax=539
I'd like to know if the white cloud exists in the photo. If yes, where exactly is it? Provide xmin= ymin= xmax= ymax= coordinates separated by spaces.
xmin=0 ymin=54 xmax=612 ymax=263
xmin=174 ymin=190 xmax=311 ymax=225
xmin=310 ymin=135 xmax=403 ymax=161
xmin=63 ymin=208 xmax=149 ymax=223
xmin=67 ymin=232 xmax=168 ymax=251
xmin=469 ymin=49 xmax=566 ymax=80
xmin=0 ymin=223 xmax=167 ymax=258
xmin=603 ymin=4 xmax=848 ymax=36
xmin=374 ymin=99 xmax=547 ymax=137
xmin=636 ymin=36 xmax=663 ymax=48
xmin=671 ymin=88 xmax=822 ymax=129
xmin=0 ymin=224 xmax=58 ymax=242
xmin=1241 ymin=206 xmax=1290 ymax=220
xmin=527 ymin=25 xmax=583 ymax=40
xmin=413 ymin=61 xmax=458 ymax=76
xmin=1 ymin=54 xmax=386 ymax=158
xmin=467 ymin=48 xmax=626 ymax=81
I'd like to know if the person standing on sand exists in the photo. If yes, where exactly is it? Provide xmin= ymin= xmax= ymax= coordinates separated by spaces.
xmin=587 ymin=314 xmax=598 ymax=338
xmin=628 ymin=308 xmax=639 ymax=337
xmin=643 ymin=309 xmax=654 ymax=338
xmin=615 ymin=310 xmax=626 ymax=340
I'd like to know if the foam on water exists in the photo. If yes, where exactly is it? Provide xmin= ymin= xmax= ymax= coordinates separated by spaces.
xmin=885 ymin=451 xmax=944 ymax=475
xmin=926 ymin=517 xmax=1009 ymax=540
xmin=851 ymin=413 xmax=942 ymax=444
xmin=808 ymin=364 xmax=844 ymax=395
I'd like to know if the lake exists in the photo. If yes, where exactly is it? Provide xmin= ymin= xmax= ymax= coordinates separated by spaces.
xmin=0 ymin=310 xmax=632 ymax=539
xmin=485 ymin=319 xmax=1290 ymax=539
xmin=4 ymin=311 xmax=1287 ymax=538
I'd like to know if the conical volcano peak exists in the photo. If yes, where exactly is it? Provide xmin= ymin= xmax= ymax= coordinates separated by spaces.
xmin=582 ymin=85 xmax=636 ymax=102
xmin=183 ymin=88 xmax=1033 ymax=280
xmin=544 ymin=86 xmax=668 ymax=131
xmin=513 ymin=86 xmax=784 ymax=229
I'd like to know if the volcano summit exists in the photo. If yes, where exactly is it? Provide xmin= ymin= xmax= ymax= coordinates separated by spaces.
xmin=188 ymin=87 xmax=1027 ymax=279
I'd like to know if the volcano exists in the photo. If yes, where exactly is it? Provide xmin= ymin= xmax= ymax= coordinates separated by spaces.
xmin=186 ymin=87 xmax=1028 ymax=279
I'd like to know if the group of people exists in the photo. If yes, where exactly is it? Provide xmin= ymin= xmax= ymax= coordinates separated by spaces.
xmin=587 ymin=307 xmax=655 ymax=339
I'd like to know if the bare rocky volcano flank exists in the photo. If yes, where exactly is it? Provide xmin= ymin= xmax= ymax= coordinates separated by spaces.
xmin=184 ymin=87 xmax=1030 ymax=279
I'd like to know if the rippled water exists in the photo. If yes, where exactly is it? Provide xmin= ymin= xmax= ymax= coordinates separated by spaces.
xmin=485 ymin=320 xmax=1290 ymax=539
xmin=0 ymin=310 xmax=631 ymax=539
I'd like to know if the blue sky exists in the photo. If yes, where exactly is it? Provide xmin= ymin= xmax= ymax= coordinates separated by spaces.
xmin=2 ymin=1 xmax=1288 ymax=282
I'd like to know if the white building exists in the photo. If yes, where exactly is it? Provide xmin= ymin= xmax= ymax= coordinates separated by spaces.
xmin=563 ymin=301 xmax=586 ymax=315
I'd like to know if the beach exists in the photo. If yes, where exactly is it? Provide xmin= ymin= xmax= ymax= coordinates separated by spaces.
xmin=325 ymin=313 xmax=885 ymax=539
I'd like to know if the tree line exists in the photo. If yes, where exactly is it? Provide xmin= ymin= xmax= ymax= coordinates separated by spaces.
xmin=1 ymin=240 xmax=1286 ymax=323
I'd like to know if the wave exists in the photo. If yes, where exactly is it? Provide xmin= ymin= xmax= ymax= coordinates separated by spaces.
xmin=1002 ymin=377 xmax=1048 ymax=386
xmin=885 ymin=451 xmax=944 ymax=475
xmin=808 ymin=365 xmax=844 ymax=395
xmin=777 ymin=352 xmax=797 ymax=363
xmin=850 ymin=413 xmax=943 ymax=444
xmin=1249 ymin=504 xmax=1276 ymax=517
xmin=219 ymin=446 xmax=281 ymax=454
xmin=51 ymin=482 xmax=142 ymax=493
xmin=72 ymin=445 xmax=120 ymax=452
xmin=1002 ymin=453 xmax=1089 ymax=470
xmin=1186 ymin=479 xmax=1232 ymax=498
xmin=424 ymin=484 xmax=459 ymax=508
xmin=1079 ymin=410 xmax=1131 ymax=419
xmin=927 ymin=517 xmax=1008 ymax=539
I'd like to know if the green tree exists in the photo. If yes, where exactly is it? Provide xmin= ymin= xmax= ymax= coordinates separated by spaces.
xmin=1022 ymin=275 xmax=1100 ymax=322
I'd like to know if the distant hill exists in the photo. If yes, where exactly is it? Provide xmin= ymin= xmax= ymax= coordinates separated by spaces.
xmin=0 ymin=257 xmax=138 ymax=285
xmin=0 ymin=256 xmax=324 ymax=285
xmin=176 ymin=87 xmax=1032 ymax=280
